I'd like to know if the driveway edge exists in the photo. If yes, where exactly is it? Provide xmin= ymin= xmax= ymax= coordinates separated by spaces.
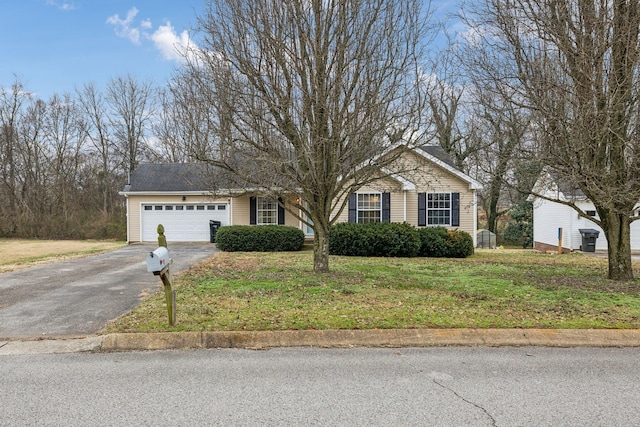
xmin=99 ymin=328 xmax=640 ymax=352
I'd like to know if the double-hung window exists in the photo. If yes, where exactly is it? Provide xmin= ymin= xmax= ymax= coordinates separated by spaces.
xmin=257 ymin=197 xmax=278 ymax=225
xmin=418 ymin=192 xmax=460 ymax=227
xmin=348 ymin=192 xmax=390 ymax=223
xmin=357 ymin=193 xmax=382 ymax=223
xmin=250 ymin=196 xmax=284 ymax=225
xmin=427 ymin=193 xmax=451 ymax=225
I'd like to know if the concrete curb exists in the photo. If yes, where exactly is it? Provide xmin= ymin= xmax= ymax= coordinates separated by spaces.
xmin=3 ymin=329 xmax=640 ymax=355
xmin=99 ymin=329 xmax=640 ymax=352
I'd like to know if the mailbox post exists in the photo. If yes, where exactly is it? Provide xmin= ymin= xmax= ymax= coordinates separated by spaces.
xmin=146 ymin=224 xmax=176 ymax=326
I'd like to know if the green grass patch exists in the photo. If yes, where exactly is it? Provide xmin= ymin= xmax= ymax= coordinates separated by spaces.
xmin=103 ymin=249 xmax=640 ymax=333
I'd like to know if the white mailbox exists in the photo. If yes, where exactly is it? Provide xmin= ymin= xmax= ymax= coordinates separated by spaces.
xmin=146 ymin=247 xmax=170 ymax=274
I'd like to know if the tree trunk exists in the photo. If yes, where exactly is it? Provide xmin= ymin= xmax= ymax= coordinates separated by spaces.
xmin=313 ymin=226 xmax=330 ymax=274
xmin=602 ymin=212 xmax=634 ymax=281
xmin=487 ymin=196 xmax=499 ymax=234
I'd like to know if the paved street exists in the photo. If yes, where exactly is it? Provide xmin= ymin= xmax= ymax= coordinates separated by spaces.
xmin=2 ymin=346 xmax=639 ymax=426
xmin=0 ymin=243 xmax=218 ymax=339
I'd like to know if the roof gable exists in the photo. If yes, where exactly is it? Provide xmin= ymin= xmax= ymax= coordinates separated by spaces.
xmin=412 ymin=145 xmax=482 ymax=190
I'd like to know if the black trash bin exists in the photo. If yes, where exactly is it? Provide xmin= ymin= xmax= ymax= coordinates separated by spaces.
xmin=209 ymin=220 xmax=222 ymax=243
xmin=578 ymin=228 xmax=600 ymax=252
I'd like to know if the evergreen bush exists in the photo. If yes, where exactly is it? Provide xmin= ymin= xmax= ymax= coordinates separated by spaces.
xmin=216 ymin=225 xmax=305 ymax=252
xmin=417 ymin=226 xmax=450 ymax=257
xmin=446 ymin=229 xmax=474 ymax=258
xmin=329 ymin=222 xmax=421 ymax=257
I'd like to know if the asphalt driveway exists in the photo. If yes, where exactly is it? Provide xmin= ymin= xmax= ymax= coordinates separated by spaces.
xmin=0 ymin=243 xmax=219 ymax=339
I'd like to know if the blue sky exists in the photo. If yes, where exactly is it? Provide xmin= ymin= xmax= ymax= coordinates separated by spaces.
xmin=1 ymin=0 xmax=457 ymax=100
xmin=1 ymin=0 xmax=202 ymax=99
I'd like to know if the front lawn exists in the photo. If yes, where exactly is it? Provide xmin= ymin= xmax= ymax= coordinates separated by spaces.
xmin=103 ymin=249 xmax=640 ymax=333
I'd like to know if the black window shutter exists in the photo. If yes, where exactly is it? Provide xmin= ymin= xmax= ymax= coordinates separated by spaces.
xmin=250 ymin=196 xmax=257 ymax=225
xmin=277 ymin=197 xmax=285 ymax=225
xmin=451 ymin=193 xmax=460 ymax=226
xmin=418 ymin=193 xmax=426 ymax=226
xmin=348 ymin=193 xmax=357 ymax=223
xmin=382 ymin=193 xmax=391 ymax=223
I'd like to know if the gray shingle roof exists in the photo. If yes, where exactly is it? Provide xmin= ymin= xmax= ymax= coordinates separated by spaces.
xmin=418 ymin=145 xmax=458 ymax=169
xmin=125 ymin=163 xmax=216 ymax=192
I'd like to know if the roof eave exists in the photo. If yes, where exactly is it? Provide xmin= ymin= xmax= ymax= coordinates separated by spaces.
xmin=119 ymin=190 xmax=218 ymax=197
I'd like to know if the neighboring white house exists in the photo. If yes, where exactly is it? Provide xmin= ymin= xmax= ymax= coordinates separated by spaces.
xmin=530 ymin=171 xmax=640 ymax=252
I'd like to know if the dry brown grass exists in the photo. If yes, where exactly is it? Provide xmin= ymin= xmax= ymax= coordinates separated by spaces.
xmin=0 ymin=239 xmax=125 ymax=273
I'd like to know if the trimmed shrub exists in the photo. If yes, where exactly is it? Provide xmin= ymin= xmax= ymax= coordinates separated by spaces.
xmin=446 ymin=230 xmax=474 ymax=258
xmin=418 ymin=227 xmax=474 ymax=258
xmin=216 ymin=225 xmax=305 ymax=252
xmin=329 ymin=222 xmax=421 ymax=257
xmin=328 ymin=222 xmax=371 ymax=256
xmin=417 ymin=226 xmax=450 ymax=257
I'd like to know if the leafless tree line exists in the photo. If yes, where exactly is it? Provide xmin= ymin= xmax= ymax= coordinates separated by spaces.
xmin=0 ymin=75 xmax=155 ymax=239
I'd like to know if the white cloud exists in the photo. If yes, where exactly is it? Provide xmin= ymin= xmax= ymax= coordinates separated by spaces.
xmin=106 ymin=7 xmax=142 ymax=45
xmin=46 ymin=0 xmax=76 ymax=11
xmin=106 ymin=8 xmax=195 ymax=63
xmin=150 ymin=21 xmax=192 ymax=62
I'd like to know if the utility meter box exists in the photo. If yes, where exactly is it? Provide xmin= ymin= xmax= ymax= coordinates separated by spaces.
xmin=146 ymin=247 xmax=170 ymax=274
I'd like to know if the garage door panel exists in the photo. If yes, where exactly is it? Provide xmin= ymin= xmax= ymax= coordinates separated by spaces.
xmin=141 ymin=204 xmax=229 ymax=242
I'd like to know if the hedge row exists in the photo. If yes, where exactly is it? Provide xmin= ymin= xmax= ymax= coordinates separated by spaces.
xmin=216 ymin=225 xmax=305 ymax=252
xmin=329 ymin=223 xmax=473 ymax=258
xmin=215 ymin=223 xmax=473 ymax=258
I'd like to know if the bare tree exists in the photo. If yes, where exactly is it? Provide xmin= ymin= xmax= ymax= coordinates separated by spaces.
xmin=0 ymin=79 xmax=29 ymax=235
xmin=42 ymin=93 xmax=86 ymax=224
xmin=107 ymin=75 xmax=156 ymax=176
xmin=154 ymin=74 xmax=221 ymax=163
xmin=427 ymin=50 xmax=479 ymax=173
xmin=77 ymin=82 xmax=116 ymax=214
xmin=184 ymin=0 xmax=432 ymax=273
xmin=153 ymin=88 xmax=186 ymax=163
xmin=471 ymin=0 xmax=640 ymax=280
xmin=468 ymin=86 xmax=531 ymax=234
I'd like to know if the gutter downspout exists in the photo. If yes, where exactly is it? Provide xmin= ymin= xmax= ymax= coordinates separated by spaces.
xmin=403 ymin=191 xmax=407 ymax=222
xmin=473 ymin=190 xmax=478 ymax=247
xmin=124 ymin=194 xmax=130 ymax=244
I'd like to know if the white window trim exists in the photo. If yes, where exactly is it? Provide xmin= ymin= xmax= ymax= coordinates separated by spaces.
xmin=257 ymin=196 xmax=278 ymax=225
xmin=357 ymin=192 xmax=382 ymax=224
xmin=427 ymin=192 xmax=451 ymax=226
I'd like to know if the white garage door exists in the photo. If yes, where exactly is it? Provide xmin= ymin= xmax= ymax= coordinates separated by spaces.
xmin=141 ymin=203 xmax=229 ymax=242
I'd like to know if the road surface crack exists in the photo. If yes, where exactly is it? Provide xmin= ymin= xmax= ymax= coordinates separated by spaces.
xmin=431 ymin=378 xmax=497 ymax=427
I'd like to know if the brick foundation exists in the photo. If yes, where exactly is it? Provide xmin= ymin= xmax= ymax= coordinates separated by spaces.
xmin=534 ymin=241 xmax=571 ymax=254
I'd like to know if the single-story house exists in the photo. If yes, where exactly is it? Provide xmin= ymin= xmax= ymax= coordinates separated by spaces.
xmin=530 ymin=171 xmax=640 ymax=251
xmin=120 ymin=146 xmax=482 ymax=245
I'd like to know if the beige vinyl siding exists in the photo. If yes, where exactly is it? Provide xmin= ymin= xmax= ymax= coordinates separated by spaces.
xmin=232 ymin=194 xmax=299 ymax=227
xmin=284 ymin=202 xmax=297 ymax=226
xmin=405 ymin=190 xmax=418 ymax=225
xmin=231 ymin=195 xmax=251 ymax=225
